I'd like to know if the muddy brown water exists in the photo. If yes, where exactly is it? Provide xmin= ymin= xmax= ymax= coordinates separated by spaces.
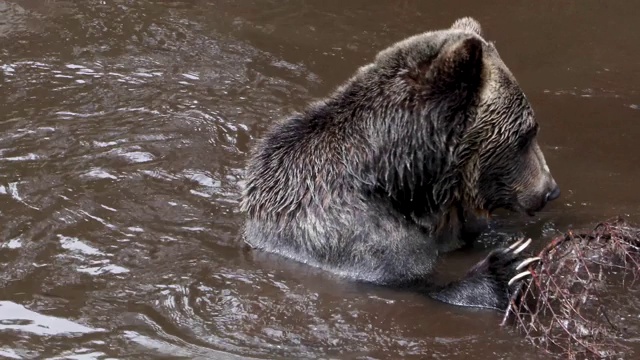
xmin=0 ymin=1 xmax=639 ymax=359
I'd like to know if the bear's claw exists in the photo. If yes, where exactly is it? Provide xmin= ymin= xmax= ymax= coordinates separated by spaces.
xmin=516 ymin=256 xmax=541 ymax=270
xmin=513 ymin=238 xmax=532 ymax=254
xmin=503 ymin=238 xmax=540 ymax=286
xmin=503 ymin=237 xmax=532 ymax=254
xmin=504 ymin=237 xmax=526 ymax=252
xmin=508 ymin=270 xmax=532 ymax=286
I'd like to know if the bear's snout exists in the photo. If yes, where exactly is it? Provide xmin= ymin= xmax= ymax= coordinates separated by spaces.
xmin=524 ymin=177 xmax=560 ymax=216
xmin=545 ymin=184 xmax=561 ymax=203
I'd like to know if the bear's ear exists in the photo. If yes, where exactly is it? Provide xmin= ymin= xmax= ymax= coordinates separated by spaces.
xmin=428 ymin=36 xmax=484 ymax=100
xmin=451 ymin=17 xmax=483 ymax=36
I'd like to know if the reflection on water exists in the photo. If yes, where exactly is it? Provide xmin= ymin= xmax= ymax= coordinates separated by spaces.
xmin=0 ymin=301 xmax=104 ymax=336
xmin=0 ymin=0 xmax=639 ymax=359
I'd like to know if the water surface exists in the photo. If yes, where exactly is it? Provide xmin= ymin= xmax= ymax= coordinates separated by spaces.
xmin=1 ymin=1 xmax=639 ymax=359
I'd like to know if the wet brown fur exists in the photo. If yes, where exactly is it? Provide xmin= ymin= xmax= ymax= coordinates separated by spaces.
xmin=240 ymin=17 xmax=560 ymax=310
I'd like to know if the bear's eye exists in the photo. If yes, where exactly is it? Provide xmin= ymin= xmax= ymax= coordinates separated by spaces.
xmin=516 ymin=124 xmax=539 ymax=150
xmin=526 ymin=123 xmax=539 ymax=139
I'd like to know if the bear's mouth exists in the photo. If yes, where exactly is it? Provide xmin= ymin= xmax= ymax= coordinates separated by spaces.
xmin=522 ymin=198 xmax=549 ymax=217
xmin=525 ymin=208 xmax=538 ymax=217
xmin=472 ymin=208 xmax=492 ymax=220
xmin=500 ymin=201 xmax=541 ymax=217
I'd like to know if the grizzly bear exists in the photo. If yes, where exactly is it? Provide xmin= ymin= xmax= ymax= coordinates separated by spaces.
xmin=240 ymin=17 xmax=560 ymax=310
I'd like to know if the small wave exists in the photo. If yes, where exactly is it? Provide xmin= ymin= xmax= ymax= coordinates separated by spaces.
xmin=82 ymin=168 xmax=118 ymax=180
xmin=58 ymin=235 xmax=104 ymax=256
xmin=0 ymin=301 xmax=105 ymax=336
xmin=121 ymin=151 xmax=155 ymax=163
xmin=182 ymin=72 xmax=200 ymax=80
xmin=183 ymin=170 xmax=220 ymax=188
xmin=0 ymin=348 xmax=21 ymax=359
xmin=3 ymin=182 xmax=39 ymax=210
xmin=77 ymin=263 xmax=130 ymax=275
xmin=105 ymin=149 xmax=156 ymax=164
xmin=92 ymin=139 xmax=127 ymax=148
xmin=1 ymin=153 xmax=41 ymax=161
xmin=123 ymin=329 xmax=259 ymax=360
xmin=55 ymin=111 xmax=107 ymax=119
xmin=1 ymin=238 xmax=22 ymax=249
xmin=47 ymin=350 xmax=110 ymax=360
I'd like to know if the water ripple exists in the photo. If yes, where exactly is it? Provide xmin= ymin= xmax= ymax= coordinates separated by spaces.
xmin=6 ymin=0 xmax=637 ymax=359
xmin=0 ymin=301 xmax=104 ymax=336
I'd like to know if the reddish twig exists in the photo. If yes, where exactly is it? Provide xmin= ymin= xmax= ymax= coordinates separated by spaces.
xmin=501 ymin=217 xmax=640 ymax=359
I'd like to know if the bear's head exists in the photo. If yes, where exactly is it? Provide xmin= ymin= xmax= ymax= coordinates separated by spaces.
xmin=448 ymin=18 xmax=561 ymax=217
xmin=369 ymin=17 xmax=560 ymax=220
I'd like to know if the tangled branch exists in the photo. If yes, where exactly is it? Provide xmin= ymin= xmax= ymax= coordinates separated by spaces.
xmin=501 ymin=217 xmax=640 ymax=359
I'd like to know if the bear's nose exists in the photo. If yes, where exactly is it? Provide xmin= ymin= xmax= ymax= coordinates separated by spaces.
xmin=545 ymin=186 xmax=561 ymax=202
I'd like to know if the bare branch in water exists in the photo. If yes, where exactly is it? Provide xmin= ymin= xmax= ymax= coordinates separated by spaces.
xmin=501 ymin=217 xmax=640 ymax=359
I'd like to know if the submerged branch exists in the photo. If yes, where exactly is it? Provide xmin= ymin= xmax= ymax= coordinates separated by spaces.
xmin=501 ymin=217 xmax=640 ymax=359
